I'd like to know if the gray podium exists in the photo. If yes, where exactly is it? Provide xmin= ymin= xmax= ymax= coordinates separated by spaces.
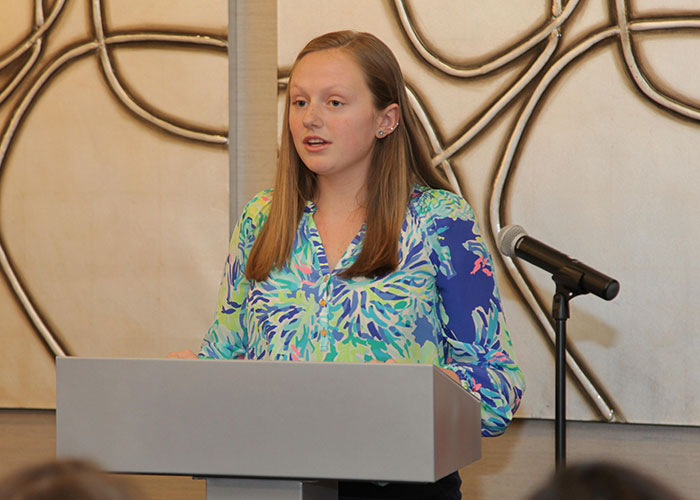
xmin=56 ymin=357 xmax=481 ymax=499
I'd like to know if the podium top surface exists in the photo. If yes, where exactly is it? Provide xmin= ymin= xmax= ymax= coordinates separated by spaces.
xmin=56 ymin=357 xmax=481 ymax=482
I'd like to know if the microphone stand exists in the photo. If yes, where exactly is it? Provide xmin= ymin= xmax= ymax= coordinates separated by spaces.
xmin=497 ymin=225 xmax=620 ymax=471
xmin=550 ymin=265 xmax=586 ymax=471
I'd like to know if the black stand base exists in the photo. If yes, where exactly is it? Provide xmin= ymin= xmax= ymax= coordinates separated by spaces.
xmin=551 ymin=265 xmax=584 ymax=472
xmin=553 ymin=289 xmax=570 ymax=471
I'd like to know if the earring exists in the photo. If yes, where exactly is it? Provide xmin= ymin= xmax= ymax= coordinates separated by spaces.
xmin=377 ymin=130 xmax=385 ymax=137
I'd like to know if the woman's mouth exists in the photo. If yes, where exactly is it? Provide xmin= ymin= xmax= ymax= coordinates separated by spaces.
xmin=303 ymin=136 xmax=330 ymax=150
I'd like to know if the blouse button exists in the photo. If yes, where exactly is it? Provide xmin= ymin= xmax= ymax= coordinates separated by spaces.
xmin=321 ymin=329 xmax=328 ymax=337
xmin=320 ymin=298 xmax=327 ymax=306
xmin=323 ymin=275 xmax=329 ymax=282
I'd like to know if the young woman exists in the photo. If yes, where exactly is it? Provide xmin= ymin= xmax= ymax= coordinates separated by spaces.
xmin=169 ymin=30 xmax=524 ymax=499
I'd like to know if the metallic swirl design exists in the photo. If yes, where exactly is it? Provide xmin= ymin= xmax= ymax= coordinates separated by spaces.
xmin=89 ymin=0 xmax=228 ymax=144
xmin=395 ymin=1 xmax=700 ymax=422
xmin=0 ymin=0 xmax=228 ymax=358
xmin=394 ymin=0 xmax=575 ymax=77
xmin=0 ymin=0 xmax=66 ymax=72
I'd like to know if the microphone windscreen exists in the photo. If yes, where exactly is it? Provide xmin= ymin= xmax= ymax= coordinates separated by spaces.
xmin=498 ymin=225 xmax=527 ymax=257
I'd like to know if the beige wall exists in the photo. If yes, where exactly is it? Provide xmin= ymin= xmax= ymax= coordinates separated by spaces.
xmin=277 ymin=0 xmax=700 ymax=428
xmin=0 ymin=0 xmax=276 ymax=408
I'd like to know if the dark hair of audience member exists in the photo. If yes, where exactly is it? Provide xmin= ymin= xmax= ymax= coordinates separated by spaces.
xmin=0 ymin=459 xmax=137 ymax=500
xmin=528 ymin=461 xmax=685 ymax=500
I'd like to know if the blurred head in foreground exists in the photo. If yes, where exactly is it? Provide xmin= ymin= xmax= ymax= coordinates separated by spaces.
xmin=0 ymin=459 xmax=137 ymax=500
xmin=528 ymin=461 xmax=684 ymax=500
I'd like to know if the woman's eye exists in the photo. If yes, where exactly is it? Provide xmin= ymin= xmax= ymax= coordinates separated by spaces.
xmin=292 ymin=99 xmax=307 ymax=108
xmin=329 ymin=100 xmax=343 ymax=107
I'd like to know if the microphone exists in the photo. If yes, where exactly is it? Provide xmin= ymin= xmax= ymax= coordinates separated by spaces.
xmin=498 ymin=225 xmax=620 ymax=301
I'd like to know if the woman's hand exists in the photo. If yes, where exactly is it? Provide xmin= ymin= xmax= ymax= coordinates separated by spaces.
xmin=166 ymin=349 xmax=198 ymax=359
xmin=439 ymin=367 xmax=461 ymax=383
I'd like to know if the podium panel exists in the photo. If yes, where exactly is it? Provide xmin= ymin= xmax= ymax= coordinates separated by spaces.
xmin=56 ymin=358 xmax=480 ymax=483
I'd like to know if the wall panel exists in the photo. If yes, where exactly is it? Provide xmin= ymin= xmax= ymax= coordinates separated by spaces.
xmin=278 ymin=0 xmax=700 ymax=427
xmin=0 ymin=0 xmax=229 ymax=407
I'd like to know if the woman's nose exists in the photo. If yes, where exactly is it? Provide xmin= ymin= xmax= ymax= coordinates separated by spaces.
xmin=302 ymin=104 xmax=322 ymax=129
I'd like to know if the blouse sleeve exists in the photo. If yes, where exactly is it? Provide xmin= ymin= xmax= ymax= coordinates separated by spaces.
xmin=198 ymin=191 xmax=271 ymax=359
xmin=426 ymin=192 xmax=525 ymax=437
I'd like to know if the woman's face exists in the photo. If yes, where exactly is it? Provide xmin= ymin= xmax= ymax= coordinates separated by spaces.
xmin=288 ymin=49 xmax=386 ymax=186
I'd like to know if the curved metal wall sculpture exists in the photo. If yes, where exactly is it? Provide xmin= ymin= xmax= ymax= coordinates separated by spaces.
xmin=0 ymin=0 xmax=228 ymax=406
xmin=3 ymin=0 xmax=699 ymax=426
xmin=279 ymin=0 xmax=700 ymax=426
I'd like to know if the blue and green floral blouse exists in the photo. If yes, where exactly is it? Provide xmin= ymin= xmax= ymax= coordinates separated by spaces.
xmin=199 ymin=186 xmax=524 ymax=436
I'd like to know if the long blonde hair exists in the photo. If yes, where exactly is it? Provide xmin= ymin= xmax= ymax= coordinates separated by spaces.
xmin=246 ymin=30 xmax=451 ymax=281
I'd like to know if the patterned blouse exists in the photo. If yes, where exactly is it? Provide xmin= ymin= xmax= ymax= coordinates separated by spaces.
xmin=199 ymin=186 xmax=524 ymax=436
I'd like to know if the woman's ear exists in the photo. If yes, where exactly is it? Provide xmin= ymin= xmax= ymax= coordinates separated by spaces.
xmin=375 ymin=103 xmax=400 ymax=139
